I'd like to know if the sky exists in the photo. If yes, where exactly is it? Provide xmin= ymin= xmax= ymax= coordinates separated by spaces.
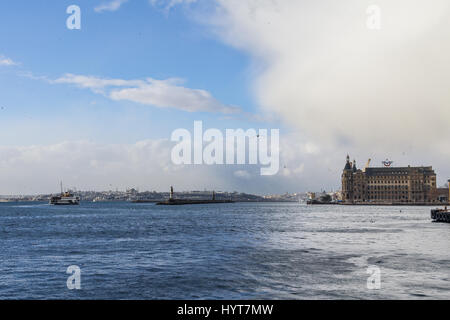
xmin=1 ymin=0 xmax=450 ymax=194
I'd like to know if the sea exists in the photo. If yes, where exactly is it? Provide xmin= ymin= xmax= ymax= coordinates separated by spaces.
xmin=0 ymin=202 xmax=448 ymax=300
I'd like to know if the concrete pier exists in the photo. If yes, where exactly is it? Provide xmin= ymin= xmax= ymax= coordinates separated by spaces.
xmin=156 ymin=187 xmax=234 ymax=205
xmin=156 ymin=199 xmax=234 ymax=205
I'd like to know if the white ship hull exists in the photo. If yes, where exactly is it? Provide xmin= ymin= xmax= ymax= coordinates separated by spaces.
xmin=50 ymin=196 xmax=80 ymax=205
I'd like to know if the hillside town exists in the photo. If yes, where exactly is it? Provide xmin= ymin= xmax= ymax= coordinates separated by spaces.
xmin=0 ymin=188 xmax=308 ymax=203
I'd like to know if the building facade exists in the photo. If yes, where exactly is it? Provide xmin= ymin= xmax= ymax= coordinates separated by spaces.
xmin=435 ymin=187 xmax=449 ymax=203
xmin=341 ymin=155 xmax=437 ymax=204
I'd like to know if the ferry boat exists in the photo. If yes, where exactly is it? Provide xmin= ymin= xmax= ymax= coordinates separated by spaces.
xmin=50 ymin=182 xmax=80 ymax=205
xmin=50 ymin=191 xmax=80 ymax=205
xmin=431 ymin=208 xmax=450 ymax=223
xmin=50 ymin=192 xmax=80 ymax=206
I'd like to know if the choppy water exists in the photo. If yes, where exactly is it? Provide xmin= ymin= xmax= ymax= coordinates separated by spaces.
xmin=0 ymin=202 xmax=448 ymax=300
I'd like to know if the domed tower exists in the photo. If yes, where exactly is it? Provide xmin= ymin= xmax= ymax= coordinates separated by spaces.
xmin=344 ymin=155 xmax=352 ymax=170
xmin=342 ymin=155 xmax=354 ymax=203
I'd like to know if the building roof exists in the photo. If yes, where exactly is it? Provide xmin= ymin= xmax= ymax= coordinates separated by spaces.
xmin=364 ymin=166 xmax=435 ymax=176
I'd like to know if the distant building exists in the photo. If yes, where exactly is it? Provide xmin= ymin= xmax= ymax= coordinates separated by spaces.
xmin=436 ymin=188 xmax=449 ymax=203
xmin=341 ymin=155 xmax=438 ymax=204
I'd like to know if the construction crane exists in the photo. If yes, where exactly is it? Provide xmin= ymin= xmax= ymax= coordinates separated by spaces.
xmin=363 ymin=159 xmax=371 ymax=172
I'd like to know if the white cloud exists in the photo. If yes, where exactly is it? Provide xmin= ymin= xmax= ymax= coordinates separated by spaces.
xmin=95 ymin=0 xmax=128 ymax=13
xmin=0 ymin=55 xmax=18 ymax=66
xmin=203 ymin=0 xmax=450 ymax=152
xmin=3 ymin=133 xmax=449 ymax=195
xmin=109 ymin=78 xmax=240 ymax=113
xmin=0 ymin=139 xmax=305 ymax=195
xmin=0 ymin=132 xmax=327 ymax=195
xmin=234 ymin=170 xmax=251 ymax=179
xmin=150 ymin=0 xmax=198 ymax=11
xmin=53 ymin=73 xmax=241 ymax=114
xmin=0 ymin=140 xmax=218 ymax=194
xmin=53 ymin=74 xmax=143 ymax=93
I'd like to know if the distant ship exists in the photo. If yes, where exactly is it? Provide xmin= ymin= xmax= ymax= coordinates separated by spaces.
xmin=156 ymin=187 xmax=234 ymax=205
xmin=49 ymin=182 xmax=80 ymax=205
xmin=50 ymin=192 xmax=80 ymax=205
xmin=431 ymin=208 xmax=450 ymax=223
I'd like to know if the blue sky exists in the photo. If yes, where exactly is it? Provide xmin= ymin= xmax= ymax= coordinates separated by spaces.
xmin=0 ymin=0 xmax=263 ymax=146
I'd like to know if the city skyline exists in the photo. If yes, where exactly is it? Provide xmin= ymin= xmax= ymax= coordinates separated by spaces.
xmin=2 ymin=0 xmax=450 ymax=194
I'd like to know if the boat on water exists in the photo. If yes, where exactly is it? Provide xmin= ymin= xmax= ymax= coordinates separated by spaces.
xmin=431 ymin=208 xmax=450 ymax=223
xmin=49 ymin=182 xmax=80 ymax=205
xmin=156 ymin=187 xmax=234 ymax=206
xmin=50 ymin=192 xmax=80 ymax=205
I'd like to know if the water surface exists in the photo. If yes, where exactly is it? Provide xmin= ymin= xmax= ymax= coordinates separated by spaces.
xmin=0 ymin=202 xmax=448 ymax=299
